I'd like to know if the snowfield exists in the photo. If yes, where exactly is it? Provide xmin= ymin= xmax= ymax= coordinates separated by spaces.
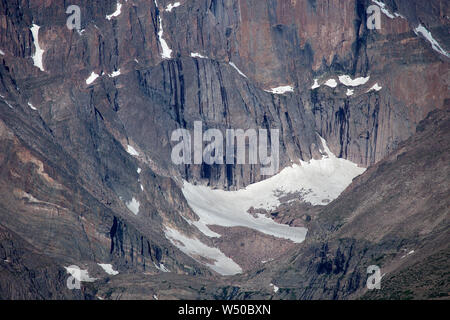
xmin=182 ymin=136 xmax=365 ymax=243
xmin=164 ymin=226 xmax=243 ymax=275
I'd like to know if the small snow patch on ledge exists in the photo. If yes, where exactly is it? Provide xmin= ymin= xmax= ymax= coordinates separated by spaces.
xmin=0 ymin=96 xmax=13 ymax=109
xmin=106 ymin=2 xmax=122 ymax=20
xmin=28 ymin=102 xmax=37 ymax=110
xmin=339 ymin=75 xmax=370 ymax=87
xmin=126 ymin=144 xmax=139 ymax=156
xmin=165 ymin=2 xmax=181 ymax=12
xmin=372 ymin=0 xmax=395 ymax=19
xmin=164 ymin=226 xmax=242 ymax=275
xmin=414 ymin=24 xmax=449 ymax=58
xmin=229 ymin=62 xmax=247 ymax=78
xmin=0 ymin=49 xmax=4 ymax=55
xmin=265 ymin=85 xmax=294 ymax=95
xmin=155 ymin=0 xmax=173 ymax=60
xmin=154 ymin=262 xmax=170 ymax=273
xmin=190 ymin=52 xmax=208 ymax=59
xmin=346 ymin=89 xmax=354 ymax=96
xmin=270 ymin=283 xmax=279 ymax=293
xmin=311 ymin=79 xmax=320 ymax=89
xmin=108 ymin=69 xmax=121 ymax=77
xmin=126 ymin=197 xmax=140 ymax=215
xmin=31 ymin=24 xmax=45 ymax=71
xmin=324 ymin=79 xmax=337 ymax=88
xmin=98 ymin=263 xmax=119 ymax=275
xmin=65 ymin=265 xmax=97 ymax=282
xmin=401 ymin=250 xmax=415 ymax=259
xmin=367 ymin=83 xmax=382 ymax=92
xmin=86 ymin=72 xmax=99 ymax=85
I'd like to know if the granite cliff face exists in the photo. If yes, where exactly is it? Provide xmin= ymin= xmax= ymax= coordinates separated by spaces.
xmin=0 ymin=0 xmax=448 ymax=299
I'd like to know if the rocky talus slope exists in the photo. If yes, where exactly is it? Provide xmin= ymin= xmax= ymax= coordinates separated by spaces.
xmin=89 ymin=107 xmax=449 ymax=300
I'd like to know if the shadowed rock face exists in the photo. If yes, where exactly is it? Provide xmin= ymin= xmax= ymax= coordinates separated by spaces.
xmin=0 ymin=0 xmax=448 ymax=299
xmin=0 ymin=225 xmax=85 ymax=300
xmin=85 ymin=108 xmax=449 ymax=300
xmin=0 ymin=0 xmax=448 ymax=186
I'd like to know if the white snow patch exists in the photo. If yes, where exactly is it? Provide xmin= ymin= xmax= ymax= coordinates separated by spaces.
xmin=311 ymin=79 xmax=320 ymax=89
xmin=346 ymin=89 xmax=354 ymax=96
xmin=0 ymin=49 xmax=4 ymax=55
xmin=65 ymin=265 xmax=97 ymax=282
xmin=164 ymin=226 xmax=242 ymax=275
xmin=270 ymin=283 xmax=279 ymax=293
xmin=98 ymin=263 xmax=119 ymax=275
xmin=159 ymin=264 xmax=169 ymax=272
xmin=182 ymin=136 xmax=365 ymax=243
xmin=30 ymin=24 xmax=45 ymax=71
xmin=414 ymin=24 xmax=449 ymax=58
xmin=265 ymin=85 xmax=294 ymax=95
xmin=1 ymin=96 xmax=13 ymax=109
xmin=27 ymin=102 xmax=37 ymax=110
xmin=126 ymin=145 xmax=139 ymax=156
xmin=190 ymin=52 xmax=208 ymax=59
xmin=106 ymin=2 xmax=122 ymax=20
xmin=401 ymin=250 xmax=415 ymax=259
xmin=372 ymin=0 xmax=395 ymax=19
xmin=339 ymin=75 xmax=370 ymax=87
xmin=108 ymin=69 xmax=121 ymax=77
xmin=137 ymin=168 xmax=142 ymax=174
xmin=165 ymin=2 xmax=181 ymax=12
xmin=153 ymin=295 xmax=158 ymax=300
xmin=86 ymin=72 xmax=99 ymax=85
xmin=324 ymin=79 xmax=337 ymax=88
xmin=154 ymin=262 xmax=170 ymax=272
xmin=229 ymin=62 xmax=247 ymax=78
xmin=140 ymin=184 xmax=144 ymax=191
xmin=126 ymin=197 xmax=140 ymax=215
xmin=367 ymin=83 xmax=382 ymax=92
xmin=156 ymin=3 xmax=172 ymax=60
